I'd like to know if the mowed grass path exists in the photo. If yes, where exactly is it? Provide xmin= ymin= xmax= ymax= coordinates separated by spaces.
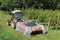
xmin=0 ymin=11 xmax=60 ymax=40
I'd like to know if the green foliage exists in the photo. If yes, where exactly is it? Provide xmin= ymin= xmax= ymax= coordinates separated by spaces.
xmin=22 ymin=9 xmax=60 ymax=25
xmin=0 ymin=0 xmax=60 ymax=11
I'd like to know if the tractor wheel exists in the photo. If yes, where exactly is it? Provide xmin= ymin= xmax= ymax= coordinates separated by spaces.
xmin=7 ymin=20 xmax=10 ymax=26
xmin=11 ymin=21 xmax=16 ymax=29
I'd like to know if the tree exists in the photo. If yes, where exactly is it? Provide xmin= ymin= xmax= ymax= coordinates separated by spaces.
xmin=0 ymin=0 xmax=60 ymax=11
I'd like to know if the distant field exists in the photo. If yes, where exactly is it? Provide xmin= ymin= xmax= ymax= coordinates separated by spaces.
xmin=0 ymin=10 xmax=60 ymax=40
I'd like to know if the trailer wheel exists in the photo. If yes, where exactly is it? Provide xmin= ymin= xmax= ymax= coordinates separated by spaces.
xmin=24 ymin=29 xmax=31 ymax=37
xmin=42 ymin=30 xmax=46 ymax=34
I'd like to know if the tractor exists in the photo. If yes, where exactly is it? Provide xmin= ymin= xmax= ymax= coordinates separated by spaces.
xmin=7 ymin=10 xmax=24 ymax=29
xmin=7 ymin=10 xmax=46 ymax=36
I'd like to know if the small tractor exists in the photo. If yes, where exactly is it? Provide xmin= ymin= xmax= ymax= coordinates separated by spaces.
xmin=7 ymin=10 xmax=46 ymax=36
xmin=7 ymin=10 xmax=24 ymax=29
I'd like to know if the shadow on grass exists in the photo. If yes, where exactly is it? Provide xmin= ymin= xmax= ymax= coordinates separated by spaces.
xmin=52 ymin=27 xmax=60 ymax=30
xmin=30 ymin=31 xmax=47 ymax=38
xmin=31 ymin=31 xmax=43 ymax=35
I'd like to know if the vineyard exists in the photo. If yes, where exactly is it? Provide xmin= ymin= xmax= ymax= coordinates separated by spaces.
xmin=0 ymin=9 xmax=60 ymax=40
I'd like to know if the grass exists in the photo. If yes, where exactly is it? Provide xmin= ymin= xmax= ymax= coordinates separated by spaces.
xmin=0 ymin=27 xmax=17 ymax=40
xmin=0 ymin=10 xmax=60 ymax=40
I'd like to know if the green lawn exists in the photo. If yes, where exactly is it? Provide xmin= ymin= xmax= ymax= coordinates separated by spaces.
xmin=0 ymin=11 xmax=60 ymax=40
